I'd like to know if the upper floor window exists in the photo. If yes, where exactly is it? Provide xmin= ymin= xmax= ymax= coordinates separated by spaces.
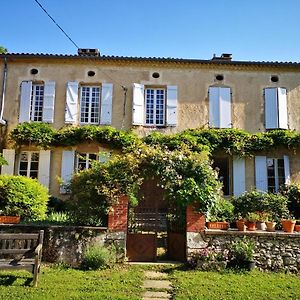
xmin=80 ymin=86 xmax=101 ymax=124
xmin=30 ymin=84 xmax=44 ymax=122
xmin=18 ymin=151 xmax=39 ymax=179
xmin=65 ymin=82 xmax=113 ymax=125
xmin=19 ymin=81 xmax=55 ymax=123
xmin=132 ymin=84 xmax=177 ymax=127
xmin=264 ymin=87 xmax=288 ymax=129
xmin=209 ymin=86 xmax=232 ymax=128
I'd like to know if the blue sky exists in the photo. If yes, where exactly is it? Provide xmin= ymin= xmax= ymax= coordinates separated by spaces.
xmin=2 ymin=0 xmax=300 ymax=62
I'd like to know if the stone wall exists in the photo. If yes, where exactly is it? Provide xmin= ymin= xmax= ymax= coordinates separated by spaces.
xmin=0 ymin=224 xmax=126 ymax=267
xmin=187 ymin=230 xmax=300 ymax=273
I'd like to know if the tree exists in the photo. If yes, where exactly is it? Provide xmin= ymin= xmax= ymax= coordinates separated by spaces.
xmin=0 ymin=46 xmax=7 ymax=54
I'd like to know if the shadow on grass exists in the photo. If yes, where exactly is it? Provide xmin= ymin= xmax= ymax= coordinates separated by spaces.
xmin=0 ymin=274 xmax=33 ymax=287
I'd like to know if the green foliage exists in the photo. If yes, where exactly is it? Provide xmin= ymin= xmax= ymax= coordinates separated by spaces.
xmin=22 ymin=212 xmax=73 ymax=225
xmin=0 ymin=175 xmax=49 ymax=220
xmin=281 ymin=184 xmax=300 ymax=219
xmin=81 ymin=244 xmax=117 ymax=270
xmin=232 ymin=190 xmax=289 ymax=223
xmin=0 ymin=154 xmax=7 ymax=166
xmin=0 ymin=46 xmax=7 ymax=54
xmin=228 ymin=237 xmax=255 ymax=263
xmin=245 ymin=212 xmax=260 ymax=222
xmin=207 ymin=198 xmax=234 ymax=222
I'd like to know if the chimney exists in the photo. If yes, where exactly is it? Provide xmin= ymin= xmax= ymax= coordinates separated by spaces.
xmin=212 ymin=53 xmax=232 ymax=61
xmin=78 ymin=48 xmax=100 ymax=57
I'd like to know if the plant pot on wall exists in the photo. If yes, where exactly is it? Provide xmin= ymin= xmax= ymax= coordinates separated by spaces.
xmin=281 ymin=219 xmax=296 ymax=233
xmin=266 ymin=221 xmax=276 ymax=232
xmin=236 ymin=220 xmax=246 ymax=231
xmin=207 ymin=221 xmax=229 ymax=230
xmin=0 ymin=216 xmax=21 ymax=224
xmin=256 ymin=221 xmax=266 ymax=231
xmin=295 ymin=225 xmax=300 ymax=232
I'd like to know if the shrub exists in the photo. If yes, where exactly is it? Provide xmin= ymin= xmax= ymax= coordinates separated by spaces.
xmin=0 ymin=154 xmax=7 ymax=167
xmin=208 ymin=198 xmax=234 ymax=222
xmin=81 ymin=244 xmax=116 ymax=270
xmin=0 ymin=175 xmax=49 ymax=220
xmin=228 ymin=237 xmax=255 ymax=265
xmin=232 ymin=190 xmax=289 ymax=223
xmin=281 ymin=184 xmax=300 ymax=219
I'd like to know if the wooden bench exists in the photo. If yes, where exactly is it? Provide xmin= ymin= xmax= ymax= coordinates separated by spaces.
xmin=0 ymin=230 xmax=44 ymax=287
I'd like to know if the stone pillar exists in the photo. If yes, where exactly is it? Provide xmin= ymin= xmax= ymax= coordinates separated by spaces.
xmin=186 ymin=204 xmax=207 ymax=259
xmin=107 ymin=195 xmax=128 ymax=261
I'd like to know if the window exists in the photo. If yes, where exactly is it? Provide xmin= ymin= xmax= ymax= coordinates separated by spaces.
xmin=80 ymin=86 xmax=101 ymax=124
xmin=76 ymin=153 xmax=97 ymax=171
xmin=267 ymin=158 xmax=285 ymax=193
xmin=30 ymin=84 xmax=44 ymax=121
xmin=213 ymin=157 xmax=230 ymax=196
xmin=145 ymin=88 xmax=165 ymax=125
xmin=18 ymin=152 xmax=39 ymax=179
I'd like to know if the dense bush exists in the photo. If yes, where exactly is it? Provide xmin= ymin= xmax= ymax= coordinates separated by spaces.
xmin=0 ymin=175 xmax=49 ymax=220
xmin=232 ymin=190 xmax=289 ymax=223
xmin=228 ymin=237 xmax=255 ymax=266
xmin=208 ymin=198 xmax=234 ymax=222
xmin=281 ymin=184 xmax=300 ymax=219
xmin=81 ymin=244 xmax=116 ymax=270
xmin=0 ymin=154 xmax=7 ymax=166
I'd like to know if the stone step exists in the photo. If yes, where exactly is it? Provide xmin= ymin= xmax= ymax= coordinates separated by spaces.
xmin=143 ymin=279 xmax=172 ymax=290
xmin=143 ymin=291 xmax=171 ymax=299
xmin=144 ymin=271 xmax=168 ymax=279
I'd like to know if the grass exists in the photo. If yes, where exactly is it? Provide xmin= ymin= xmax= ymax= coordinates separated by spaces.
xmin=169 ymin=268 xmax=300 ymax=300
xmin=0 ymin=265 xmax=144 ymax=300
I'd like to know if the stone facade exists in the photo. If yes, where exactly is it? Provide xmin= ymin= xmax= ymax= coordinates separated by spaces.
xmin=187 ymin=230 xmax=300 ymax=273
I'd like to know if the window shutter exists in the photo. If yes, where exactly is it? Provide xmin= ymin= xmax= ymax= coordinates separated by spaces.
xmin=265 ymin=88 xmax=278 ymax=129
xmin=1 ymin=149 xmax=15 ymax=175
xmin=255 ymin=156 xmax=268 ymax=192
xmin=19 ymin=81 xmax=32 ymax=123
xmin=219 ymin=87 xmax=232 ymax=128
xmin=166 ymin=85 xmax=178 ymax=126
xmin=209 ymin=87 xmax=220 ymax=128
xmin=99 ymin=152 xmax=110 ymax=163
xmin=38 ymin=150 xmax=51 ymax=188
xmin=233 ymin=156 xmax=246 ymax=196
xmin=65 ymin=82 xmax=79 ymax=124
xmin=132 ymin=83 xmax=145 ymax=125
xmin=283 ymin=155 xmax=290 ymax=185
xmin=60 ymin=150 xmax=75 ymax=194
xmin=278 ymin=88 xmax=288 ymax=129
xmin=100 ymin=83 xmax=113 ymax=125
xmin=42 ymin=81 xmax=55 ymax=123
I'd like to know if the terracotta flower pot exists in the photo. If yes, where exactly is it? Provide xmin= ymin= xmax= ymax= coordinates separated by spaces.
xmin=0 ymin=216 xmax=21 ymax=224
xmin=236 ymin=220 xmax=246 ymax=231
xmin=246 ymin=221 xmax=256 ymax=231
xmin=207 ymin=221 xmax=229 ymax=230
xmin=295 ymin=225 xmax=300 ymax=232
xmin=281 ymin=219 xmax=296 ymax=233
xmin=266 ymin=221 xmax=276 ymax=232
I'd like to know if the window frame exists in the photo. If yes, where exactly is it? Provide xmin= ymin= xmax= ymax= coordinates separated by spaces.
xmin=79 ymin=85 xmax=101 ymax=124
xmin=18 ymin=151 xmax=39 ymax=179
xmin=267 ymin=157 xmax=285 ymax=193
xmin=76 ymin=152 xmax=98 ymax=171
xmin=144 ymin=87 xmax=166 ymax=126
xmin=30 ymin=83 xmax=44 ymax=122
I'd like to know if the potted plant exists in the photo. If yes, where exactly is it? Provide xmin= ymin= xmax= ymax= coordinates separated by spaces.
xmin=256 ymin=211 xmax=269 ymax=231
xmin=0 ymin=209 xmax=21 ymax=224
xmin=207 ymin=198 xmax=234 ymax=230
xmin=281 ymin=217 xmax=296 ymax=233
xmin=236 ymin=214 xmax=246 ymax=231
xmin=265 ymin=215 xmax=277 ymax=232
xmin=295 ymin=220 xmax=300 ymax=232
xmin=227 ymin=237 xmax=255 ymax=271
xmin=245 ymin=212 xmax=260 ymax=231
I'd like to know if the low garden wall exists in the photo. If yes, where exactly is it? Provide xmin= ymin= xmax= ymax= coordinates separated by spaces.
xmin=0 ymin=224 xmax=126 ymax=267
xmin=187 ymin=230 xmax=300 ymax=272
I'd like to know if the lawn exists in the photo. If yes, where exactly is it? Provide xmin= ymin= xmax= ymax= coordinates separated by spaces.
xmin=0 ymin=265 xmax=144 ymax=300
xmin=170 ymin=268 xmax=300 ymax=300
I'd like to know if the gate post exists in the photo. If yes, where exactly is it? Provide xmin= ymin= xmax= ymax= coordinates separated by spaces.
xmin=186 ymin=204 xmax=207 ymax=260
xmin=107 ymin=195 xmax=128 ymax=261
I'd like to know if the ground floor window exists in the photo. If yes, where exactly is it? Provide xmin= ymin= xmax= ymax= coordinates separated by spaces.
xmin=76 ymin=153 xmax=97 ymax=171
xmin=213 ymin=157 xmax=230 ymax=196
xmin=18 ymin=151 xmax=39 ymax=179
xmin=267 ymin=158 xmax=285 ymax=193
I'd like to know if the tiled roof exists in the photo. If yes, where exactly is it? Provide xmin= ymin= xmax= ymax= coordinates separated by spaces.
xmin=1 ymin=52 xmax=300 ymax=68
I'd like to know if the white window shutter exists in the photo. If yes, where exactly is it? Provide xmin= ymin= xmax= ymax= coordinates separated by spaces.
xmin=42 ymin=81 xmax=55 ymax=123
xmin=38 ymin=150 xmax=51 ymax=188
xmin=132 ymin=83 xmax=145 ymax=125
xmin=99 ymin=152 xmax=110 ymax=163
xmin=255 ymin=156 xmax=268 ymax=192
xmin=1 ymin=149 xmax=15 ymax=175
xmin=283 ymin=155 xmax=290 ymax=185
xmin=209 ymin=87 xmax=220 ymax=128
xmin=265 ymin=88 xmax=278 ymax=129
xmin=100 ymin=83 xmax=113 ymax=125
xmin=233 ymin=156 xmax=246 ymax=196
xmin=219 ymin=87 xmax=232 ymax=128
xmin=60 ymin=150 xmax=75 ymax=194
xmin=166 ymin=85 xmax=178 ymax=126
xmin=65 ymin=82 xmax=79 ymax=124
xmin=19 ymin=81 xmax=32 ymax=123
xmin=278 ymin=88 xmax=288 ymax=129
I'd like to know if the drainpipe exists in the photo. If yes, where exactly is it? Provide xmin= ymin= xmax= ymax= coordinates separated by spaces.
xmin=0 ymin=56 xmax=7 ymax=125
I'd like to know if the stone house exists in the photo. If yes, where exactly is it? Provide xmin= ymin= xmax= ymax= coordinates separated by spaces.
xmin=0 ymin=51 xmax=300 ymax=198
